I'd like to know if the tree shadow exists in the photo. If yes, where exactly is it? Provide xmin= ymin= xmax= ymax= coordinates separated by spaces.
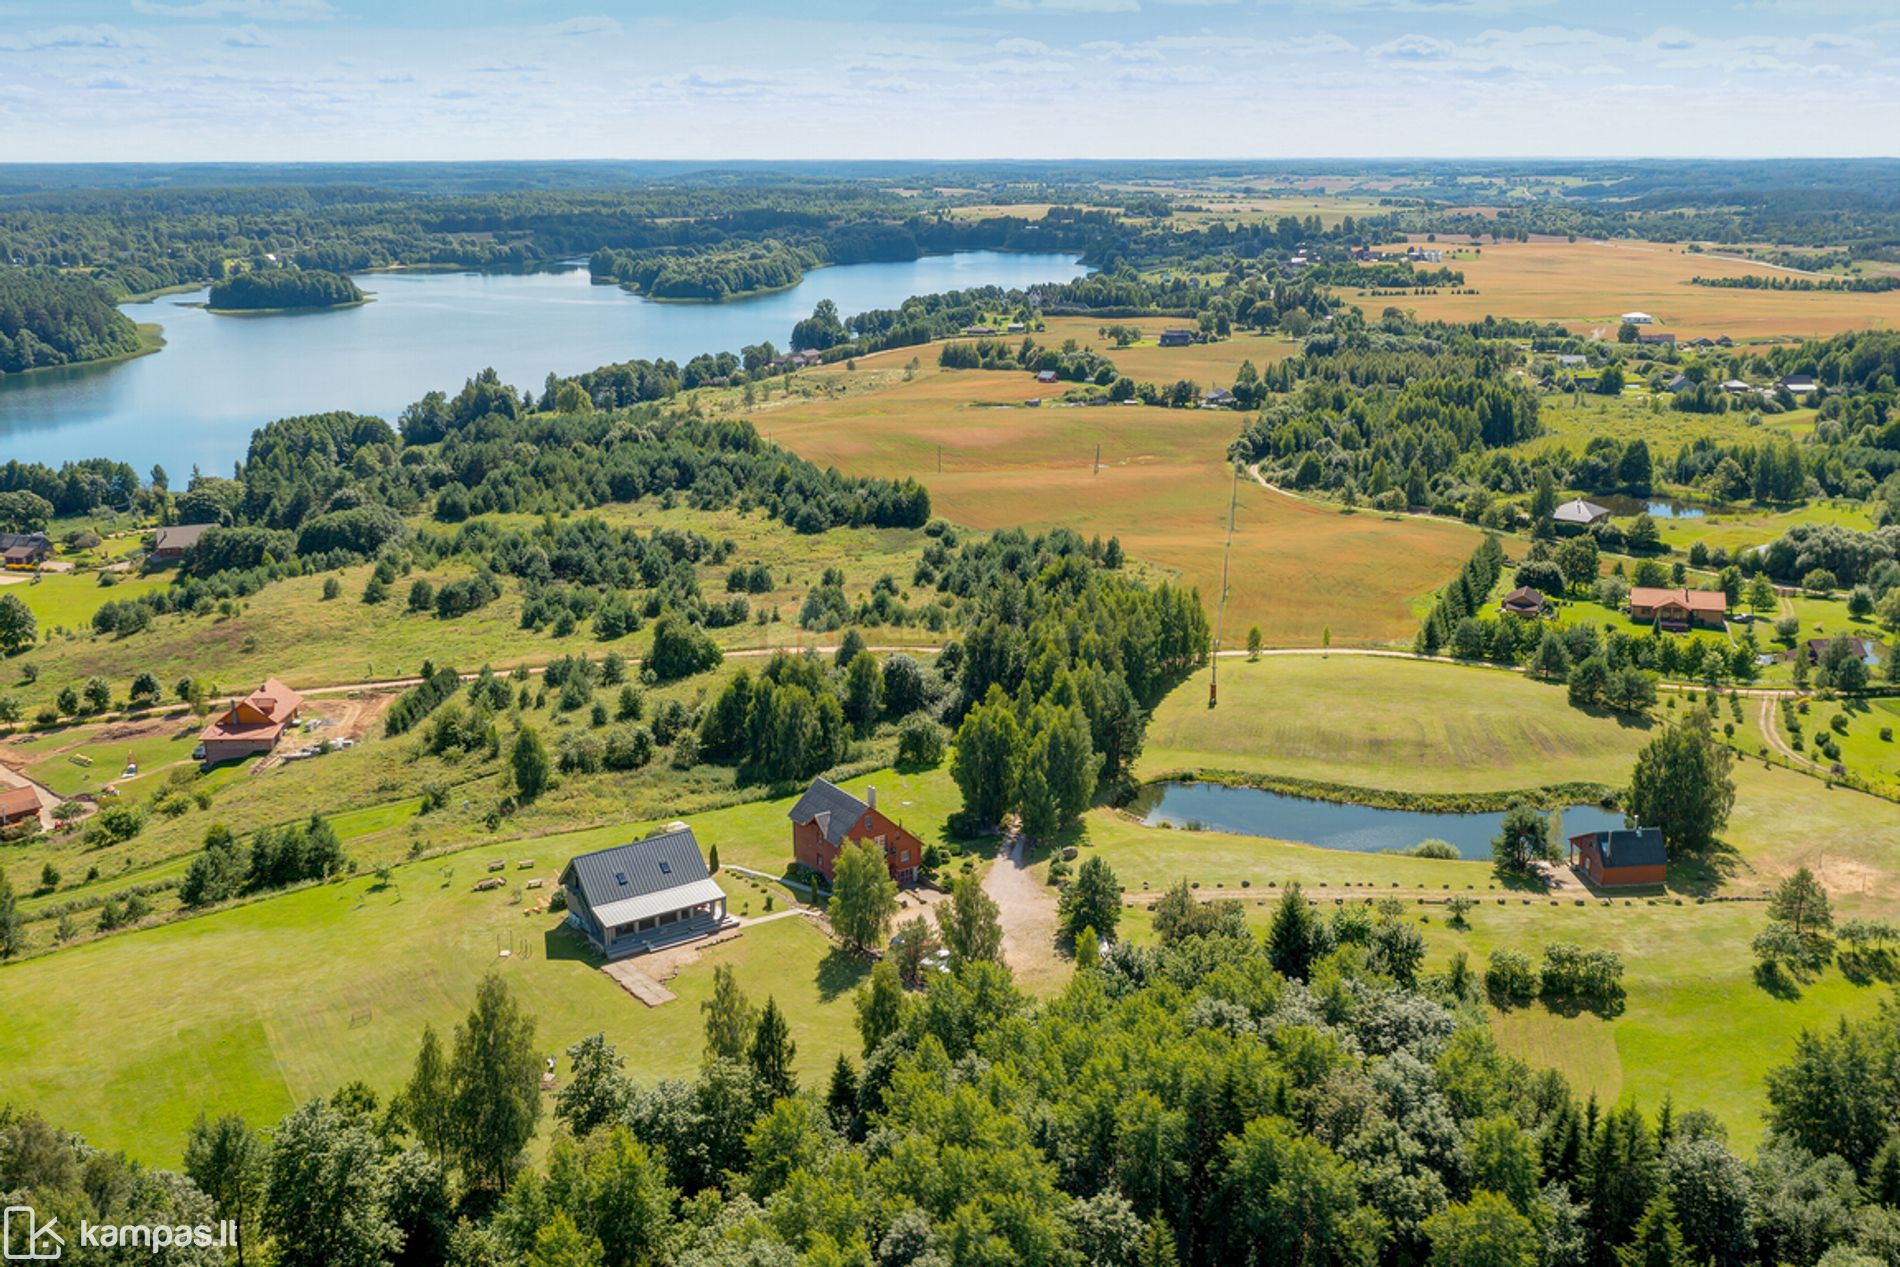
xmin=1837 ymin=947 xmax=1898 ymax=987
xmin=1540 ymin=991 xmax=1626 ymax=1020
xmin=1753 ymin=960 xmax=1803 ymax=1000
xmin=816 ymin=947 xmax=871 ymax=1002
xmin=1666 ymin=840 xmax=1749 ymax=899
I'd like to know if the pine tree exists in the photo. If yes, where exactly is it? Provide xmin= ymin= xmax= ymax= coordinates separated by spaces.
xmin=701 ymin=963 xmax=756 ymax=1063
xmin=1616 ymin=1192 xmax=1692 ymax=1267
xmin=748 ymin=996 xmax=797 ymax=1102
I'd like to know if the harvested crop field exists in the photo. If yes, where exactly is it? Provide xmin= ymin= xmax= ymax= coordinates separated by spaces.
xmin=759 ymin=356 xmax=1476 ymax=646
xmin=1350 ymin=238 xmax=1900 ymax=340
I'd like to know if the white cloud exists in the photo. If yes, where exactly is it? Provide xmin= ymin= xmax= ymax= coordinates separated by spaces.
xmin=0 ymin=23 xmax=152 ymax=51
xmin=221 ymin=24 xmax=272 ymax=47
xmin=131 ymin=0 xmax=333 ymax=19
xmin=996 ymin=36 xmax=1051 ymax=54
xmin=536 ymin=15 xmax=621 ymax=37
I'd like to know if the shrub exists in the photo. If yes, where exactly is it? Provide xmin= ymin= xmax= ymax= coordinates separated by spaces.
xmin=896 ymin=713 xmax=947 ymax=767
xmin=1484 ymin=948 xmax=1539 ymax=1005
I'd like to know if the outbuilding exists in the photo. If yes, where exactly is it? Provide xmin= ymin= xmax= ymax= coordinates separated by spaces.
xmin=1569 ymin=827 xmax=1667 ymax=887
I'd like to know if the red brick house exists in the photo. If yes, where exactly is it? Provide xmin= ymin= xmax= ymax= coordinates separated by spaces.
xmin=788 ymin=776 xmax=923 ymax=885
xmin=199 ymin=678 xmax=304 ymax=765
xmin=1568 ymin=827 xmax=1668 ymax=887
xmin=1627 ymin=586 xmax=1726 ymax=632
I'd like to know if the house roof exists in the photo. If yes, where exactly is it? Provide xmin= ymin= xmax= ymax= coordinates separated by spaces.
xmin=1500 ymin=586 xmax=1545 ymax=609
xmin=0 ymin=785 xmax=39 ymax=818
xmin=153 ymin=523 xmax=212 ymax=552
xmin=788 ymin=776 xmax=868 ymax=847
xmin=0 ymin=532 xmax=49 ymax=552
xmin=1629 ymin=587 xmax=1726 ymax=613
xmin=1574 ymin=827 xmax=1667 ymax=870
xmin=1552 ymin=498 xmax=1609 ymax=524
xmin=560 ymin=827 xmax=716 ymax=927
xmin=201 ymin=677 xmax=304 ymax=742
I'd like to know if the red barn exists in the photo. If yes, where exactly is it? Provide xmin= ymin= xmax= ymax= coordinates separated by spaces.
xmin=788 ymin=776 xmax=924 ymax=885
xmin=1569 ymin=827 xmax=1668 ymax=887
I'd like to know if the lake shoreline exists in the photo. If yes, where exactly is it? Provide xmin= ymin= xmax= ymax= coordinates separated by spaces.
xmin=0 ymin=323 xmax=165 ymax=380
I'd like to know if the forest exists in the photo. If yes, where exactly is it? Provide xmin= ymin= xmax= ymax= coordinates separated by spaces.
xmin=207 ymin=267 xmax=367 ymax=311
xmin=0 ymin=268 xmax=143 ymax=374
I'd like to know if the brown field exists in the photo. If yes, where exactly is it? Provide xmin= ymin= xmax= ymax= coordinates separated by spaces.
xmin=757 ymin=348 xmax=1477 ymax=647
xmin=1352 ymin=238 xmax=1900 ymax=340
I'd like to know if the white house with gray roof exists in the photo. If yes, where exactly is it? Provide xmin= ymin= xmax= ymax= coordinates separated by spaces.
xmin=559 ymin=826 xmax=732 ymax=958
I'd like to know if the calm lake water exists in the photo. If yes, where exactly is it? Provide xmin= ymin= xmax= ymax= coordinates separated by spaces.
xmin=1132 ymin=781 xmax=1626 ymax=860
xmin=1594 ymin=494 xmax=1708 ymax=521
xmin=0 ymin=251 xmax=1088 ymax=475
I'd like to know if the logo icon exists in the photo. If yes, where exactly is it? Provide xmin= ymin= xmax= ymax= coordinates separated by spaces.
xmin=2 ymin=1207 xmax=62 ymax=1261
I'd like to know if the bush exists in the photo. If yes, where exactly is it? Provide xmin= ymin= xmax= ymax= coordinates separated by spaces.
xmin=896 ymin=713 xmax=947 ymax=767
xmin=1484 ymin=948 xmax=1539 ymax=1005
xmin=1410 ymin=839 xmax=1459 ymax=860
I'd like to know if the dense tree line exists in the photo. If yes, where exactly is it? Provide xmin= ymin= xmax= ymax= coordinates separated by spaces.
xmin=1692 ymin=273 xmax=1900 ymax=293
xmin=0 ymin=268 xmax=142 ymax=374
xmin=589 ymin=240 xmax=821 ymax=300
xmin=208 ymin=268 xmax=366 ymax=311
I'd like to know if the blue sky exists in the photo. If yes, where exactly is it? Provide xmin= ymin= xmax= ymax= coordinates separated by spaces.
xmin=2 ymin=0 xmax=1897 ymax=161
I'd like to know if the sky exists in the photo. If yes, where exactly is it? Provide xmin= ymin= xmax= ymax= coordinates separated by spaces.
xmin=1 ymin=0 xmax=1897 ymax=162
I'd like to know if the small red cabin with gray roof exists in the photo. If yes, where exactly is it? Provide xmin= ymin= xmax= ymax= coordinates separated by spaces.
xmin=1569 ymin=827 xmax=1668 ymax=887
xmin=788 ymin=776 xmax=924 ymax=885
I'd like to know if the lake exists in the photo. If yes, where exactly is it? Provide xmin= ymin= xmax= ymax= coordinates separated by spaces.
xmin=0 ymin=251 xmax=1089 ymax=475
xmin=1594 ymin=494 xmax=1709 ymax=521
xmin=1131 ymin=780 xmax=1626 ymax=860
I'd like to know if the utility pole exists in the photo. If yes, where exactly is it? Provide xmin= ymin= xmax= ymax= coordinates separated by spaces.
xmin=1093 ymin=443 xmax=1100 ymax=476
xmin=1210 ymin=461 xmax=1240 ymax=708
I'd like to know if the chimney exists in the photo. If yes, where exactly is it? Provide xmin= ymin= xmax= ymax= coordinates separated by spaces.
xmin=866 ymin=786 xmax=877 ymax=811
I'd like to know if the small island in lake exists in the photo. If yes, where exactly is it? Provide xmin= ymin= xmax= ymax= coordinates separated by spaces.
xmin=207 ymin=268 xmax=368 ymax=313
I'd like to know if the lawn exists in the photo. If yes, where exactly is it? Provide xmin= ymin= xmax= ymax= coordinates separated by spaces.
xmin=0 ymin=844 xmax=869 ymax=1167
xmin=1347 ymin=237 xmax=1900 ymax=340
xmin=755 ymin=354 xmax=1479 ymax=647
xmin=1524 ymin=392 xmax=1817 ymax=457
xmin=0 ymin=570 xmax=170 ymax=634
xmin=1139 ymin=655 xmax=1653 ymax=795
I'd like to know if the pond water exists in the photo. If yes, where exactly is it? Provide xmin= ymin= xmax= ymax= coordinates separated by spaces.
xmin=1594 ymin=494 xmax=1708 ymax=521
xmin=0 ymin=251 xmax=1089 ymax=475
xmin=1130 ymin=781 xmax=1627 ymax=860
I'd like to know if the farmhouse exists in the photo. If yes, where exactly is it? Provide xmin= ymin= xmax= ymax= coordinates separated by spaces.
xmin=1621 ymin=311 xmax=1654 ymax=325
xmin=1796 ymin=636 xmax=1881 ymax=667
xmin=1157 ymin=330 xmax=1193 ymax=347
xmin=1569 ymin=827 xmax=1667 ymax=887
xmin=1780 ymin=373 xmax=1818 ymax=394
xmin=1499 ymin=586 xmax=1546 ymax=618
xmin=1637 ymin=332 xmax=1676 ymax=348
xmin=1036 ymin=369 xmax=1059 ymax=384
xmin=1552 ymin=498 xmax=1610 ymax=530
xmin=0 ymin=532 xmax=51 ymax=567
xmin=788 ymin=776 xmax=923 ymax=885
xmin=1202 ymin=387 xmax=1237 ymax=408
xmin=0 ymin=784 xmax=40 ymax=831
xmin=1556 ymin=354 xmax=1587 ymax=368
xmin=559 ymin=826 xmax=732 ymax=958
xmin=1628 ymin=586 xmax=1727 ymax=632
xmin=199 ymin=678 xmax=304 ymax=764
xmin=150 ymin=522 xmax=211 ymax=562
xmin=961 ymin=324 xmax=994 ymax=336
xmin=1665 ymin=374 xmax=1692 ymax=393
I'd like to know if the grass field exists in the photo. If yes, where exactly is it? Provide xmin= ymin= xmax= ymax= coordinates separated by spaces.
xmin=0 ymin=761 xmax=970 ymax=1164
xmin=1525 ymin=392 xmax=1818 ymax=456
xmin=1351 ymin=238 xmax=1900 ymax=340
xmin=2 ymin=502 xmax=939 ymax=717
xmin=1034 ymin=318 xmax=1292 ymax=388
xmin=1141 ymin=655 xmax=1651 ymax=794
xmin=0 ymin=570 xmax=171 ymax=633
xmin=757 ymin=352 xmax=1479 ymax=647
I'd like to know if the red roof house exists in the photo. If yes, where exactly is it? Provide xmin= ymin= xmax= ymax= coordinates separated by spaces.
xmin=1627 ymin=587 xmax=1726 ymax=632
xmin=788 ymin=776 xmax=924 ymax=885
xmin=0 ymin=784 xmax=41 ymax=831
xmin=200 ymin=678 xmax=304 ymax=765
